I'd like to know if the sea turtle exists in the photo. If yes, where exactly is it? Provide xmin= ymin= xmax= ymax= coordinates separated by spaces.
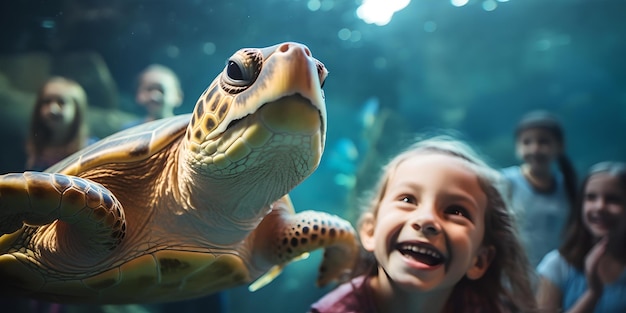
xmin=0 ymin=42 xmax=358 ymax=304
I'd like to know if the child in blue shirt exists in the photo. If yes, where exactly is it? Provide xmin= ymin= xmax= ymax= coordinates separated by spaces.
xmin=501 ymin=110 xmax=577 ymax=266
xmin=537 ymin=162 xmax=626 ymax=312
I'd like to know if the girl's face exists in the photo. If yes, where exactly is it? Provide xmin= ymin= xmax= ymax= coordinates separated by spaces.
xmin=136 ymin=70 xmax=182 ymax=119
xmin=583 ymin=173 xmax=626 ymax=239
xmin=515 ymin=127 xmax=562 ymax=171
xmin=39 ymin=82 xmax=77 ymax=131
xmin=360 ymin=153 xmax=493 ymax=293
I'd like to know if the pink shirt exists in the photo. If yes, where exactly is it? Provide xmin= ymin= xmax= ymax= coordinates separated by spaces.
xmin=309 ymin=276 xmax=378 ymax=313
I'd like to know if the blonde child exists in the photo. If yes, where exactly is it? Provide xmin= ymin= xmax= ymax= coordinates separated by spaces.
xmin=123 ymin=64 xmax=183 ymax=129
xmin=501 ymin=110 xmax=578 ymax=266
xmin=536 ymin=162 xmax=626 ymax=312
xmin=116 ymin=64 xmax=226 ymax=313
xmin=26 ymin=76 xmax=93 ymax=171
xmin=309 ymin=136 xmax=536 ymax=313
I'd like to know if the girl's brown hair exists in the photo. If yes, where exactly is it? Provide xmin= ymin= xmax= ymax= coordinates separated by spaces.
xmin=560 ymin=161 xmax=626 ymax=270
xmin=353 ymin=136 xmax=536 ymax=313
xmin=26 ymin=76 xmax=89 ymax=169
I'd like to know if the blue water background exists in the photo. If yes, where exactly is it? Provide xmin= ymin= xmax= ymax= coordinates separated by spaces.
xmin=1 ymin=0 xmax=625 ymax=312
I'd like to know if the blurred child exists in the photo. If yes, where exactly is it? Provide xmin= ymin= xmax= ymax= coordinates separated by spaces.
xmin=26 ymin=76 xmax=95 ymax=171
xmin=309 ymin=136 xmax=536 ymax=313
xmin=536 ymin=161 xmax=626 ymax=312
xmin=501 ymin=110 xmax=577 ymax=266
xmin=123 ymin=64 xmax=183 ymax=129
xmin=116 ymin=64 xmax=227 ymax=313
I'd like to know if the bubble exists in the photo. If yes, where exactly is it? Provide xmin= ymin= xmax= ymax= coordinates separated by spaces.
xmin=307 ymin=0 xmax=321 ymax=11
xmin=203 ymin=42 xmax=216 ymax=55
xmin=350 ymin=30 xmax=362 ymax=42
xmin=337 ymin=28 xmax=351 ymax=41
xmin=166 ymin=45 xmax=180 ymax=58
xmin=482 ymin=0 xmax=497 ymax=11
xmin=41 ymin=19 xmax=56 ymax=29
xmin=451 ymin=0 xmax=469 ymax=7
xmin=320 ymin=0 xmax=334 ymax=11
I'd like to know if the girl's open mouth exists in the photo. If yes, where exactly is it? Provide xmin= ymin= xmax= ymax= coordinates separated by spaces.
xmin=397 ymin=242 xmax=445 ymax=266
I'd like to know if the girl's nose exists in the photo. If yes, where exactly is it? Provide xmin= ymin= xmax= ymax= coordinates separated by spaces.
xmin=411 ymin=219 xmax=441 ymax=236
xmin=410 ymin=202 xmax=442 ymax=236
xmin=48 ymin=101 xmax=62 ymax=114
xmin=412 ymin=222 xmax=441 ymax=236
xmin=149 ymin=89 xmax=164 ymax=102
xmin=528 ymin=142 xmax=541 ymax=153
xmin=591 ymin=197 xmax=607 ymax=210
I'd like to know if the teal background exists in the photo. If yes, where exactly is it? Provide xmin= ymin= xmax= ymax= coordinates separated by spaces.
xmin=1 ymin=0 xmax=625 ymax=312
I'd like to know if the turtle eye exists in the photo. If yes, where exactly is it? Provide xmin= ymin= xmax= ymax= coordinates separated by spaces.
xmin=227 ymin=60 xmax=244 ymax=81
xmin=221 ymin=49 xmax=262 ymax=93
xmin=223 ymin=57 xmax=254 ymax=88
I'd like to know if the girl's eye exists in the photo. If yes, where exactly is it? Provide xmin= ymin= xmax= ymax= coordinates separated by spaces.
xmin=606 ymin=194 xmax=624 ymax=205
xmin=400 ymin=195 xmax=416 ymax=204
xmin=585 ymin=193 xmax=597 ymax=202
xmin=445 ymin=205 xmax=472 ymax=221
xmin=538 ymin=138 xmax=550 ymax=145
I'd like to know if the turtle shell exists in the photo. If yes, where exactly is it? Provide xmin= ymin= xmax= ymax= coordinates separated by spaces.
xmin=48 ymin=114 xmax=192 ymax=176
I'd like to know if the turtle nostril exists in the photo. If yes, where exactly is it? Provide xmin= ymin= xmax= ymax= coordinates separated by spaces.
xmin=279 ymin=43 xmax=290 ymax=53
xmin=278 ymin=43 xmax=311 ymax=57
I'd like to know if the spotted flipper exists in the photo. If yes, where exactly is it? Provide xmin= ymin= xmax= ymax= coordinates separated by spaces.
xmin=250 ymin=196 xmax=358 ymax=290
xmin=0 ymin=172 xmax=126 ymax=255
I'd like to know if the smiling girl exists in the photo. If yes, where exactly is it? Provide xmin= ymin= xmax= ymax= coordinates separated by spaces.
xmin=537 ymin=162 xmax=626 ymax=312
xmin=25 ymin=76 xmax=94 ymax=171
xmin=309 ymin=136 xmax=536 ymax=313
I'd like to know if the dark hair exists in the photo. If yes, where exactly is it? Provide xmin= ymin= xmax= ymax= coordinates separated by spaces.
xmin=515 ymin=110 xmax=577 ymax=208
xmin=560 ymin=161 xmax=626 ymax=270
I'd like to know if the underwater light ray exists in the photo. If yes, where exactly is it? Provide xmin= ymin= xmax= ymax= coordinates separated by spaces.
xmin=356 ymin=0 xmax=411 ymax=26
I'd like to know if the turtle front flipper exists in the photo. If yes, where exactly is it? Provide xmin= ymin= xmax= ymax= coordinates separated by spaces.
xmin=250 ymin=196 xmax=358 ymax=290
xmin=0 ymin=172 xmax=126 ymax=255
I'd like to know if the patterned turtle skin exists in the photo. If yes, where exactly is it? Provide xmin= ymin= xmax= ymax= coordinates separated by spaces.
xmin=0 ymin=42 xmax=358 ymax=304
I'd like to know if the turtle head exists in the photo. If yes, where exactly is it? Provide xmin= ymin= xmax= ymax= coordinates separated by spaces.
xmin=183 ymin=42 xmax=327 ymax=216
